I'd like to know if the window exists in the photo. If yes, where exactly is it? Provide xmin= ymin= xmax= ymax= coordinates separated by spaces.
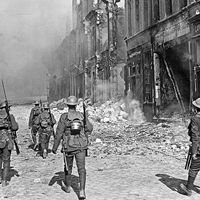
xmin=135 ymin=0 xmax=140 ymax=32
xmin=153 ymin=0 xmax=160 ymax=22
xmin=166 ymin=0 xmax=173 ymax=16
xmin=180 ymin=0 xmax=188 ymax=8
xmin=144 ymin=0 xmax=149 ymax=28
xmin=128 ymin=0 xmax=132 ymax=36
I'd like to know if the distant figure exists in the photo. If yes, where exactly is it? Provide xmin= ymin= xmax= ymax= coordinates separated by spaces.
xmin=180 ymin=98 xmax=200 ymax=196
xmin=0 ymin=102 xmax=18 ymax=187
xmin=52 ymin=95 xmax=93 ymax=199
xmin=28 ymin=101 xmax=42 ymax=150
xmin=36 ymin=103 xmax=56 ymax=159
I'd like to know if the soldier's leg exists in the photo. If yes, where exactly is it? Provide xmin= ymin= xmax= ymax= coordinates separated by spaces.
xmin=181 ymin=157 xmax=200 ymax=196
xmin=2 ymin=145 xmax=11 ymax=187
xmin=63 ymin=154 xmax=74 ymax=193
xmin=40 ymin=133 xmax=47 ymax=159
xmin=31 ymin=127 xmax=37 ymax=146
xmin=75 ymin=150 xmax=86 ymax=199
xmin=45 ymin=134 xmax=51 ymax=155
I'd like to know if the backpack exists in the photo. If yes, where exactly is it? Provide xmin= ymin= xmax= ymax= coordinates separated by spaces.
xmin=0 ymin=113 xmax=10 ymax=148
xmin=40 ymin=111 xmax=51 ymax=128
xmin=63 ymin=112 xmax=88 ymax=152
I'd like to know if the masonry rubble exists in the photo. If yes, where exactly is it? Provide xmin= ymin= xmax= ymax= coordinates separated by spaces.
xmin=50 ymin=98 xmax=191 ymax=160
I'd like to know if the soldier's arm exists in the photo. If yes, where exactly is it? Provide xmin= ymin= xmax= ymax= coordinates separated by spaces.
xmin=10 ymin=114 xmax=19 ymax=131
xmin=190 ymin=117 xmax=200 ymax=155
xmin=85 ymin=117 xmax=93 ymax=135
xmin=52 ymin=114 xmax=66 ymax=152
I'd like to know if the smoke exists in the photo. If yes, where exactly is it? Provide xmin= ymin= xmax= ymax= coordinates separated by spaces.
xmin=0 ymin=0 xmax=72 ymax=101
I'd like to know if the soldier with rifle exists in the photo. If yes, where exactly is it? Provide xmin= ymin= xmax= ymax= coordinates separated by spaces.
xmin=180 ymin=98 xmax=200 ymax=196
xmin=35 ymin=103 xmax=56 ymax=159
xmin=28 ymin=100 xmax=42 ymax=150
xmin=52 ymin=96 xmax=93 ymax=199
xmin=0 ymin=80 xmax=19 ymax=186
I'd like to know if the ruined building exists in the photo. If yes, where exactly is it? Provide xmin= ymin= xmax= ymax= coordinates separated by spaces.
xmin=48 ymin=0 xmax=126 ymax=103
xmin=125 ymin=0 xmax=200 ymax=119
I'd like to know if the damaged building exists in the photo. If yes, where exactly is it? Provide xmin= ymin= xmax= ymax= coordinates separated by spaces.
xmin=48 ymin=0 xmax=126 ymax=103
xmin=125 ymin=0 xmax=200 ymax=120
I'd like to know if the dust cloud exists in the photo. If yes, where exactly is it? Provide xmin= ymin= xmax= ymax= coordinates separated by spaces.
xmin=0 ymin=0 xmax=72 ymax=102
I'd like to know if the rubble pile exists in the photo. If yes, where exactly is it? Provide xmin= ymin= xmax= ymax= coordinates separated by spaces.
xmin=50 ymin=98 xmax=190 ymax=160
xmin=89 ymin=118 xmax=190 ymax=160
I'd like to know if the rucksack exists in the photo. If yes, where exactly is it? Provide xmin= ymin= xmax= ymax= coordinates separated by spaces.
xmin=63 ymin=112 xmax=88 ymax=151
xmin=40 ymin=112 xmax=51 ymax=128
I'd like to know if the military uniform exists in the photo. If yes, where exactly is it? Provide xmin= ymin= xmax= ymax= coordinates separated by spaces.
xmin=28 ymin=101 xmax=42 ymax=148
xmin=0 ymin=103 xmax=18 ymax=187
xmin=180 ymin=98 xmax=200 ymax=196
xmin=35 ymin=104 xmax=56 ymax=158
xmin=52 ymin=96 xmax=93 ymax=199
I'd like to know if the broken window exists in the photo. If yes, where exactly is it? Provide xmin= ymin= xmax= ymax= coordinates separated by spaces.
xmin=166 ymin=0 xmax=173 ymax=16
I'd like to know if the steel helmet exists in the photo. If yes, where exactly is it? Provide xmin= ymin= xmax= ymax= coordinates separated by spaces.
xmin=43 ymin=103 xmax=49 ymax=109
xmin=0 ymin=102 xmax=6 ymax=109
xmin=66 ymin=96 xmax=78 ymax=106
xmin=35 ymin=101 xmax=39 ymax=105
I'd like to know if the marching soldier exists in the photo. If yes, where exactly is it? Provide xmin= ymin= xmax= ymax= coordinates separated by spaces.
xmin=52 ymin=96 xmax=93 ymax=199
xmin=180 ymin=98 xmax=200 ymax=196
xmin=36 ymin=103 xmax=56 ymax=159
xmin=0 ymin=102 xmax=18 ymax=186
xmin=28 ymin=101 xmax=42 ymax=149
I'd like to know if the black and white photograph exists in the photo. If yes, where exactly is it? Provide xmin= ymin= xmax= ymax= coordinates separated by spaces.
xmin=0 ymin=0 xmax=200 ymax=199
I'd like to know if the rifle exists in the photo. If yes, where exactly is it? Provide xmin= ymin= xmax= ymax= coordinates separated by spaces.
xmin=83 ymin=99 xmax=89 ymax=157
xmin=1 ymin=80 xmax=20 ymax=155
xmin=185 ymin=146 xmax=192 ymax=170
xmin=62 ymin=148 xmax=68 ymax=176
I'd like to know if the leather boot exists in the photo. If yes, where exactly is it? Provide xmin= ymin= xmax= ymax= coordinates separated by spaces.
xmin=79 ymin=171 xmax=86 ymax=199
xmin=2 ymin=162 xmax=10 ymax=187
xmin=62 ymin=174 xmax=71 ymax=193
xmin=180 ymin=175 xmax=196 ymax=196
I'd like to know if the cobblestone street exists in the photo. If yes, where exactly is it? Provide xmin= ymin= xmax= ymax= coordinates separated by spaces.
xmin=0 ymin=105 xmax=198 ymax=200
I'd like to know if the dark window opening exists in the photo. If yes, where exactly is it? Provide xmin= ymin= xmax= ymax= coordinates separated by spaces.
xmin=166 ymin=0 xmax=173 ymax=16
xmin=144 ymin=0 xmax=149 ymax=28
xmin=180 ymin=0 xmax=188 ymax=8
xmin=128 ymin=0 xmax=132 ymax=36
xmin=153 ymin=0 xmax=160 ymax=22
xmin=135 ymin=0 xmax=140 ymax=32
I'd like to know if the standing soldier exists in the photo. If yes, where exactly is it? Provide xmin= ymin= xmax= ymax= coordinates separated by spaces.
xmin=0 ymin=102 xmax=18 ymax=186
xmin=52 ymin=96 xmax=93 ymax=199
xmin=28 ymin=101 xmax=42 ymax=150
xmin=180 ymin=98 xmax=200 ymax=196
xmin=36 ymin=103 xmax=56 ymax=159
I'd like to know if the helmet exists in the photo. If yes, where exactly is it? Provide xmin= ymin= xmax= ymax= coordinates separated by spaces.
xmin=0 ymin=102 xmax=6 ymax=109
xmin=66 ymin=96 xmax=78 ymax=106
xmin=35 ymin=101 xmax=39 ymax=105
xmin=43 ymin=103 xmax=49 ymax=109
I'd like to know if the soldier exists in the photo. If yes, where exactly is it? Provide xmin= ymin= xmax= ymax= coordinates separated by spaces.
xmin=36 ymin=103 xmax=56 ymax=159
xmin=180 ymin=98 xmax=200 ymax=196
xmin=0 ymin=102 xmax=18 ymax=187
xmin=28 ymin=101 xmax=42 ymax=150
xmin=52 ymin=96 xmax=93 ymax=199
